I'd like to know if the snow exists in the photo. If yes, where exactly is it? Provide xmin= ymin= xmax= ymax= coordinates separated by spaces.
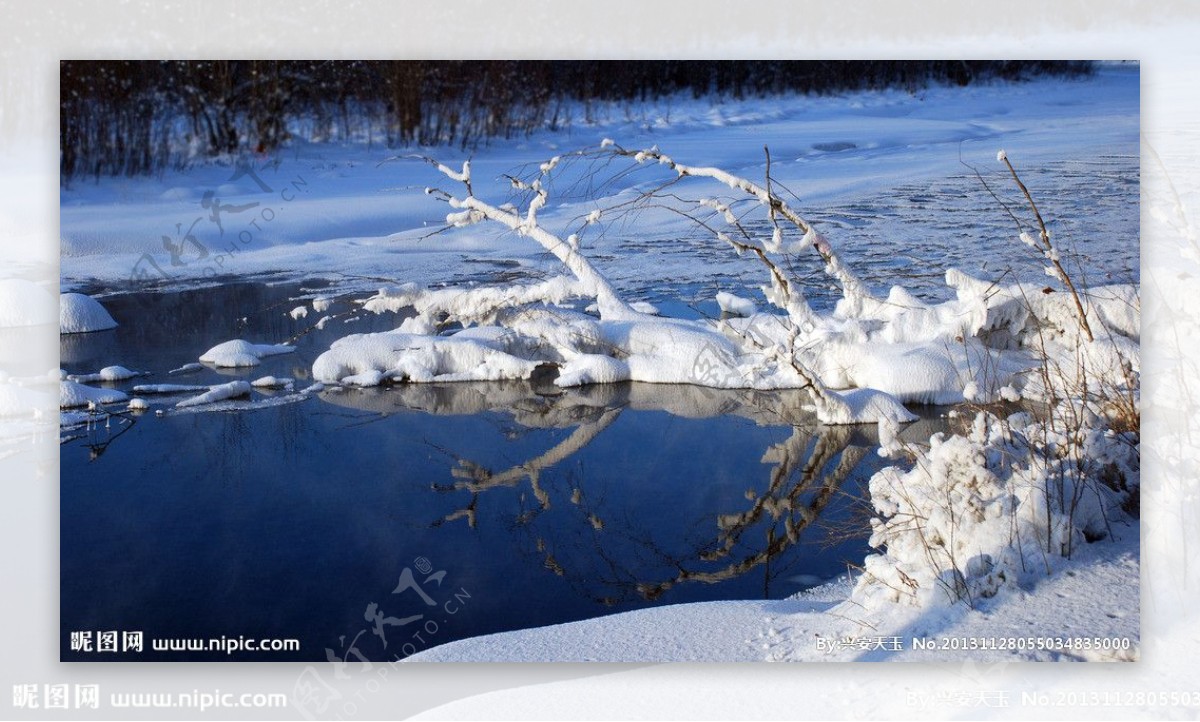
xmin=66 ymin=365 xmax=142 ymax=383
xmin=198 ymin=339 xmax=295 ymax=367
xmin=60 ymin=68 xmax=1138 ymax=299
xmin=716 ymin=290 xmax=756 ymax=317
xmin=127 ymin=398 xmax=149 ymax=411
xmin=46 ymin=63 xmax=1146 ymax=670
xmin=822 ymin=387 xmax=917 ymax=425
xmin=313 ymin=329 xmax=542 ymax=386
xmin=411 ymin=524 xmax=1138 ymax=663
xmin=131 ymin=384 xmax=210 ymax=394
xmin=58 ymin=292 xmax=117 ymax=334
xmin=175 ymin=381 xmax=252 ymax=408
xmin=0 ymin=383 xmax=51 ymax=418
xmin=250 ymin=376 xmax=291 ymax=388
xmin=0 ymin=279 xmax=55 ymax=328
xmin=59 ymin=380 xmax=128 ymax=408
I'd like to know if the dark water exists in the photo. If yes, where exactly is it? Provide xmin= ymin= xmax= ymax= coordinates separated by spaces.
xmin=60 ymin=282 xmax=946 ymax=661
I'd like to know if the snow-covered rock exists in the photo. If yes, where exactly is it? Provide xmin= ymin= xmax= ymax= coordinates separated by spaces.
xmin=67 ymin=365 xmax=142 ymax=383
xmin=199 ymin=339 xmax=295 ymax=367
xmin=60 ymin=380 xmax=128 ymax=408
xmin=59 ymin=293 xmax=117 ymax=333
xmin=250 ymin=376 xmax=291 ymax=388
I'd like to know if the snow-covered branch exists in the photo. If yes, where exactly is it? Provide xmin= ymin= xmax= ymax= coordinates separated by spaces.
xmin=606 ymin=142 xmax=878 ymax=316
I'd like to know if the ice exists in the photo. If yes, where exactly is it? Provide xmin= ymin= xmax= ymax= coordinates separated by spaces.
xmin=59 ymin=292 xmax=117 ymax=334
xmin=168 ymin=362 xmax=203 ymax=375
xmin=132 ymin=384 xmax=211 ymax=394
xmin=59 ymin=380 xmax=128 ymax=408
xmin=199 ymin=339 xmax=295 ymax=367
xmin=175 ymin=381 xmax=252 ymax=408
xmin=127 ymin=398 xmax=149 ymax=411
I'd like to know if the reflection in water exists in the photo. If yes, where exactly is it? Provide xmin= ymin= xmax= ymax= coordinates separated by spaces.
xmin=59 ymin=280 xmax=954 ymax=658
xmin=319 ymin=382 xmax=931 ymax=606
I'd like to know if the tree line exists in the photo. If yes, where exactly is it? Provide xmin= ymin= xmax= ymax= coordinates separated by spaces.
xmin=60 ymin=60 xmax=1093 ymax=182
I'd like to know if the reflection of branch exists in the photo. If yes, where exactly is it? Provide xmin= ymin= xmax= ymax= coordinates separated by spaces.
xmin=70 ymin=409 xmax=138 ymax=461
xmin=635 ymin=425 xmax=864 ymax=600
xmin=434 ymin=408 xmax=623 ymax=527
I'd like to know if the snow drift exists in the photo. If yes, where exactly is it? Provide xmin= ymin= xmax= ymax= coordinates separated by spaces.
xmin=59 ymin=292 xmax=117 ymax=334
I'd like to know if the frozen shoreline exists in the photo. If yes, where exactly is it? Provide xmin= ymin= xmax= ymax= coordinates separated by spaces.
xmin=409 ymin=523 xmax=1138 ymax=663
xmin=59 ymin=66 xmax=1139 ymax=303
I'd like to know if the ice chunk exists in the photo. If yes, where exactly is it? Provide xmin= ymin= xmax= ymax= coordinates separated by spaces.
xmin=199 ymin=339 xmax=295 ymax=368
xmin=132 ymin=384 xmax=211 ymax=394
xmin=176 ymin=381 xmax=252 ymax=408
xmin=59 ymin=293 xmax=117 ymax=334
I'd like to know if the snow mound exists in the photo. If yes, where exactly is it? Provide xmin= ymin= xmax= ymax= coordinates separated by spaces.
xmin=251 ymin=376 xmax=291 ymax=388
xmin=0 ymin=279 xmax=56 ymax=328
xmin=199 ymin=339 xmax=295 ymax=367
xmin=67 ymin=365 xmax=142 ymax=383
xmin=0 ymin=383 xmax=51 ymax=418
xmin=59 ymin=293 xmax=118 ymax=334
xmin=716 ymin=291 xmax=756 ymax=317
xmin=60 ymin=380 xmax=128 ymax=408
xmin=822 ymin=388 xmax=917 ymax=425
xmin=313 ymin=330 xmax=541 ymax=385
xmin=127 ymin=398 xmax=149 ymax=411
xmin=176 ymin=381 xmax=252 ymax=408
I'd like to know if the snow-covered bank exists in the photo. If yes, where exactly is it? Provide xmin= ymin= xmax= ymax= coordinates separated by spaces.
xmin=410 ymin=522 xmax=1137 ymax=662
